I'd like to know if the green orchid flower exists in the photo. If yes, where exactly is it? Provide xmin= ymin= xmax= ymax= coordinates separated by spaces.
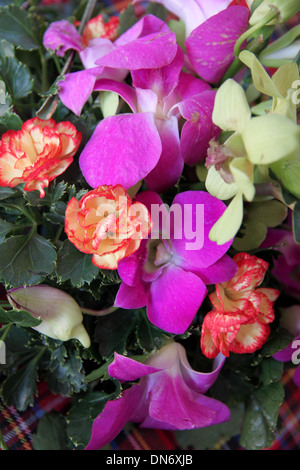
xmin=206 ymin=58 xmax=299 ymax=245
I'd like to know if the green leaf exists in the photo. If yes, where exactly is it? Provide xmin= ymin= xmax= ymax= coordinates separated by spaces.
xmin=56 ymin=240 xmax=99 ymax=287
xmin=0 ymin=218 xmax=14 ymax=243
xmin=33 ymin=411 xmax=69 ymax=450
xmin=260 ymin=357 xmax=284 ymax=386
xmin=0 ymin=56 xmax=33 ymax=100
xmin=117 ymin=4 xmax=138 ymax=36
xmin=146 ymin=3 xmax=168 ymax=20
xmin=45 ymin=343 xmax=86 ymax=396
xmin=0 ymin=233 xmax=56 ymax=287
xmin=66 ymin=386 xmax=121 ymax=448
xmin=0 ymin=307 xmax=41 ymax=328
xmin=94 ymin=309 xmax=139 ymax=359
xmin=240 ymin=382 xmax=284 ymax=450
xmin=1 ymin=348 xmax=44 ymax=411
xmin=0 ymin=5 xmax=40 ymax=50
xmin=136 ymin=311 xmax=165 ymax=353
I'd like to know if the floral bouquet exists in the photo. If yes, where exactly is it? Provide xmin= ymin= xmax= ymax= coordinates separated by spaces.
xmin=0 ymin=0 xmax=299 ymax=452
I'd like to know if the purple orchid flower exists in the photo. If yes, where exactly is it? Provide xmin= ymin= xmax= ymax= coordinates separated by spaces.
xmin=133 ymin=0 xmax=233 ymax=37
xmin=78 ymin=46 xmax=220 ymax=193
xmin=133 ymin=1 xmax=250 ymax=83
xmin=273 ymin=305 xmax=300 ymax=387
xmin=45 ymin=15 xmax=178 ymax=117
xmin=85 ymin=341 xmax=230 ymax=450
xmin=114 ymin=190 xmax=237 ymax=335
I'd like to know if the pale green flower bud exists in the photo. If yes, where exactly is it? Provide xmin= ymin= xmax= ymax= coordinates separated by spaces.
xmin=250 ymin=0 xmax=300 ymax=26
xmin=7 ymin=285 xmax=91 ymax=348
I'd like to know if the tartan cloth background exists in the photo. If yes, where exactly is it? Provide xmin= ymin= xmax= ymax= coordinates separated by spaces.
xmin=0 ymin=0 xmax=300 ymax=452
xmin=1 ymin=369 xmax=300 ymax=450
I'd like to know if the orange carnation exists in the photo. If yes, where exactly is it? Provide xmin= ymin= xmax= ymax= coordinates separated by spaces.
xmin=82 ymin=14 xmax=120 ymax=47
xmin=0 ymin=117 xmax=81 ymax=197
xmin=201 ymin=253 xmax=280 ymax=359
xmin=65 ymin=184 xmax=152 ymax=270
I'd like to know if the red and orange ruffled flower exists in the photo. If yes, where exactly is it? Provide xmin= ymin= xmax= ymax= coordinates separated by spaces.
xmin=201 ymin=253 xmax=280 ymax=358
xmin=82 ymin=14 xmax=120 ymax=47
xmin=0 ymin=117 xmax=81 ymax=197
xmin=65 ymin=184 xmax=152 ymax=270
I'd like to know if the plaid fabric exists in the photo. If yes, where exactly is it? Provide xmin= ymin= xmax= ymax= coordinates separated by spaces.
xmin=1 ymin=369 xmax=300 ymax=450
xmin=1 ymin=0 xmax=300 ymax=453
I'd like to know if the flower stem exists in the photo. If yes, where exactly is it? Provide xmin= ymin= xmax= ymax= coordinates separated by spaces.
xmin=80 ymin=305 xmax=119 ymax=316
xmin=0 ymin=322 xmax=13 ymax=342
xmin=234 ymin=8 xmax=280 ymax=57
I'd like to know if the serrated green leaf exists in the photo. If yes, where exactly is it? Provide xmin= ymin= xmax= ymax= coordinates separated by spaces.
xmin=45 ymin=343 xmax=86 ymax=396
xmin=240 ymin=382 xmax=284 ymax=450
xmin=33 ymin=411 xmax=69 ymax=450
xmin=0 ymin=233 xmax=56 ymax=287
xmin=56 ymin=240 xmax=99 ymax=287
xmin=1 ymin=348 xmax=45 ymax=411
xmin=66 ymin=386 xmax=121 ymax=448
xmin=0 ymin=307 xmax=41 ymax=328
xmin=0 ymin=5 xmax=40 ymax=50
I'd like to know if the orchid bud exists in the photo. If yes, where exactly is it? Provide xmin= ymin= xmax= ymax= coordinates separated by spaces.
xmin=7 ymin=285 xmax=91 ymax=348
xmin=250 ymin=0 xmax=300 ymax=26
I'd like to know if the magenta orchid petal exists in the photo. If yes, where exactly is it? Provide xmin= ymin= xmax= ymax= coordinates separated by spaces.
xmin=114 ymin=278 xmax=147 ymax=309
xmin=136 ymin=88 xmax=158 ymax=114
xmin=93 ymin=78 xmax=138 ymax=112
xmin=85 ymin=342 xmax=230 ymax=449
xmin=79 ymin=38 xmax=120 ymax=70
xmin=143 ymin=372 xmax=230 ymax=430
xmin=95 ymin=32 xmax=178 ymax=70
xmin=79 ymin=112 xmax=162 ymax=189
xmin=192 ymin=254 xmax=238 ymax=285
xmin=117 ymin=241 xmax=148 ymax=286
xmin=179 ymin=350 xmax=227 ymax=394
xmin=58 ymin=67 xmax=104 ymax=116
xmin=176 ymin=90 xmax=221 ymax=164
xmin=43 ymin=20 xmax=83 ymax=57
xmin=185 ymin=6 xmax=250 ymax=83
xmin=144 ymin=116 xmax=184 ymax=193
xmin=85 ymin=385 xmax=145 ymax=450
xmin=133 ymin=0 xmax=232 ymax=37
xmin=114 ymin=13 xmax=170 ymax=47
xmin=131 ymin=46 xmax=184 ymax=100
xmin=171 ymin=191 xmax=233 ymax=269
xmin=293 ymin=367 xmax=300 ymax=387
xmin=173 ymin=72 xmax=211 ymax=102
xmin=108 ymin=353 xmax=163 ymax=382
xmin=134 ymin=191 xmax=167 ymax=237
xmin=146 ymin=264 xmax=207 ymax=334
